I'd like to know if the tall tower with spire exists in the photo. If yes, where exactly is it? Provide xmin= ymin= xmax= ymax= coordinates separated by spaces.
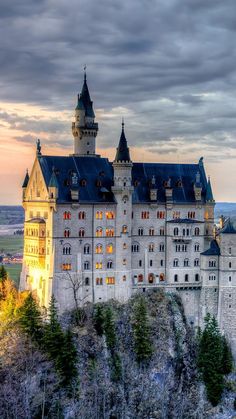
xmin=72 ymin=71 xmax=98 ymax=156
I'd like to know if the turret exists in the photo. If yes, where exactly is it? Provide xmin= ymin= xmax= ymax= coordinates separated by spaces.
xmin=72 ymin=71 xmax=98 ymax=156
xmin=113 ymin=121 xmax=132 ymax=190
xmin=194 ymin=171 xmax=202 ymax=201
xmin=22 ymin=169 xmax=29 ymax=200
xmin=48 ymin=167 xmax=58 ymax=201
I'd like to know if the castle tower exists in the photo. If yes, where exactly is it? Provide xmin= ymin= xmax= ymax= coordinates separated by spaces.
xmin=72 ymin=72 xmax=98 ymax=156
xmin=204 ymin=176 xmax=215 ymax=243
xmin=112 ymin=122 xmax=133 ymax=301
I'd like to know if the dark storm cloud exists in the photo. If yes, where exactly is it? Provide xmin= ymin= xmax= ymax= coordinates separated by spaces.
xmin=1 ymin=0 xmax=236 ymax=157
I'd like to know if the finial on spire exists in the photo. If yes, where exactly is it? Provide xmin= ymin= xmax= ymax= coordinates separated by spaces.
xmin=84 ymin=64 xmax=87 ymax=81
xmin=36 ymin=139 xmax=41 ymax=156
xmin=122 ymin=117 xmax=124 ymax=129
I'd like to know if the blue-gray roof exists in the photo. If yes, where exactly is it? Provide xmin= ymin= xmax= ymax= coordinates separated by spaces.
xmin=115 ymin=124 xmax=131 ymax=162
xmin=38 ymin=155 xmax=210 ymax=204
xmin=221 ymin=219 xmax=236 ymax=234
xmin=201 ymin=240 xmax=220 ymax=256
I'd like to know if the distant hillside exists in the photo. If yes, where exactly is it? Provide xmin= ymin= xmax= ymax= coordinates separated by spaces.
xmin=0 ymin=206 xmax=24 ymax=225
xmin=0 ymin=203 xmax=236 ymax=226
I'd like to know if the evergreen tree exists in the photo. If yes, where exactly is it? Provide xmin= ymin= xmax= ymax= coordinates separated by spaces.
xmin=197 ymin=314 xmax=224 ymax=406
xmin=93 ymin=304 xmax=104 ymax=336
xmin=43 ymin=295 xmax=64 ymax=361
xmin=132 ymin=296 xmax=153 ymax=364
xmin=58 ymin=329 xmax=78 ymax=386
xmin=103 ymin=306 xmax=116 ymax=351
xmin=221 ymin=335 xmax=233 ymax=375
xmin=18 ymin=292 xmax=42 ymax=342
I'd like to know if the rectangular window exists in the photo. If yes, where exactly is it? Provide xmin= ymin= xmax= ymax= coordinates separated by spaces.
xmin=139 ymin=260 xmax=142 ymax=267
xmin=62 ymin=263 xmax=71 ymax=271
xmin=106 ymin=211 xmax=115 ymax=219
xmin=106 ymin=277 xmax=115 ymax=285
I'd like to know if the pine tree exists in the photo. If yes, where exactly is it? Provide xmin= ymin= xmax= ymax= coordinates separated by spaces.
xmin=0 ymin=265 xmax=7 ymax=281
xmin=0 ymin=265 xmax=8 ymax=300
xmin=43 ymin=295 xmax=64 ymax=361
xmin=93 ymin=304 xmax=104 ymax=336
xmin=103 ymin=306 xmax=116 ymax=351
xmin=18 ymin=292 xmax=42 ymax=343
xmin=197 ymin=314 xmax=224 ymax=406
xmin=221 ymin=335 xmax=233 ymax=375
xmin=59 ymin=329 xmax=78 ymax=386
xmin=132 ymin=296 xmax=153 ymax=364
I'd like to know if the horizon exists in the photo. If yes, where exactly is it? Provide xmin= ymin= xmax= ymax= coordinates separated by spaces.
xmin=1 ymin=0 xmax=236 ymax=204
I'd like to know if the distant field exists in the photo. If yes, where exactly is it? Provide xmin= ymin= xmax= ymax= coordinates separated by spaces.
xmin=0 ymin=235 xmax=23 ymax=254
xmin=5 ymin=263 xmax=22 ymax=286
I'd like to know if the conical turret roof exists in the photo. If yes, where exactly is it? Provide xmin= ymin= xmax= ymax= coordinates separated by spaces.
xmin=78 ymin=72 xmax=95 ymax=118
xmin=49 ymin=168 xmax=59 ymax=188
xmin=22 ymin=170 xmax=29 ymax=188
xmin=115 ymin=122 xmax=131 ymax=163
xmin=206 ymin=177 xmax=214 ymax=202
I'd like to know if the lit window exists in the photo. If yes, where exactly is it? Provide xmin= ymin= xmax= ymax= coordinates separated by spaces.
xmin=173 ymin=211 xmax=180 ymax=219
xmin=141 ymin=211 xmax=149 ymax=219
xmin=188 ymin=211 xmax=195 ymax=219
xmin=96 ymin=228 xmax=103 ymax=237
xmin=159 ymin=273 xmax=165 ymax=281
xmin=95 ymin=244 xmax=103 ymax=254
xmin=106 ymin=228 xmax=114 ymax=237
xmin=78 ymin=211 xmax=86 ymax=220
xmin=96 ymin=211 xmax=103 ymax=220
xmin=96 ymin=262 xmax=103 ymax=269
xmin=148 ymin=273 xmax=154 ymax=283
xmin=106 ymin=211 xmax=115 ymax=219
xmin=157 ymin=211 xmax=165 ymax=219
xmin=64 ymin=229 xmax=70 ymax=238
xmin=63 ymin=211 xmax=71 ymax=220
xmin=106 ymin=277 xmax=115 ymax=285
xmin=138 ymin=274 xmax=143 ymax=282
xmin=62 ymin=263 xmax=71 ymax=271
xmin=149 ymin=243 xmax=154 ymax=252
xmin=122 ymin=225 xmax=128 ymax=234
xmin=106 ymin=244 xmax=113 ymax=254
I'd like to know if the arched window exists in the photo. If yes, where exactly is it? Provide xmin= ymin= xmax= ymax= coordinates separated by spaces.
xmin=80 ymin=179 xmax=87 ymax=187
xmin=138 ymin=274 xmax=143 ymax=282
xmin=194 ymin=227 xmax=200 ymax=236
xmin=96 ymin=262 xmax=103 ymax=269
xmin=159 ymin=243 xmax=165 ymax=252
xmin=84 ymin=244 xmax=90 ymax=254
xmin=138 ymin=228 xmax=143 ymax=236
xmin=195 ymin=243 xmax=200 ymax=252
xmin=160 ymin=273 xmax=165 ymax=281
xmin=185 ymin=274 xmax=189 ymax=282
xmin=78 ymin=211 xmax=86 ymax=220
xmin=184 ymin=258 xmax=189 ymax=267
xmin=84 ymin=261 xmax=89 ymax=270
xmin=174 ymin=227 xmax=179 ymax=236
xmin=106 ymin=211 xmax=115 ymax=219
xmin=63 ymin=244 xmax=71 ymax=255
xmin=63 ymin=211 xmax=71 ymax=220
xmin=106 ymin=243 xmax=113 ymax=254
xmin=62 ymin=263 xmax=71 ymax=271
xmin=149 ymin=243 xmax=154 ymax=252
xmin=79 ymin=228 xmax=85 ymax=238
xmin=194 ymin=258 xmax=199 ymax=267
xmin=107 ymin=260 xmax=113 ymax=269
xmin=141 ymin=211 xmax=149 ymax=219
xmin=149 ymin=228 xmax=154 ymax=236
xmin=132 ymin=243 xmax=140 ymax=253
xmin=174 ymin=274 xmax=178 ymax=282
xmin=122 ymin=225 xmax=128 ymax=234
xmin=209 ymin=260 xmax=216 ymax=268
xmin=209 ymin=274 xmax=216 ymax=281
xmin=64 ymin=229 xmax=70 ymax=238
xmin=96 ymin=227 xmax=103 ymax=237
xmin=95 ymin=244 xmax=103 ymax=254
xmin=160 ymin=227 xmax=165 ymax=236
xmin=96 ymin=211 xmax=103 ymax=220
xmin=157 ymin=211 xmax=165 ymax=219
xmin=84 ymin=277 xmax=90 ymax=286
xmin=148 ymin=273 xmax=155 ymax=283
xmin=106 ymin=228 xmax=115 ymax=237
xmin=173 ymin=258 xmax=179 ymax=267
xmin=183 ymin=228 xmax=186 ymax=236
xmin=195 ymin=274 xmax=199 ymax=282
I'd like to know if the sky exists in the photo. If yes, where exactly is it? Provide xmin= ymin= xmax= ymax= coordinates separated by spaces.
xmin=1 ymin=0 xmax=236 ymax=204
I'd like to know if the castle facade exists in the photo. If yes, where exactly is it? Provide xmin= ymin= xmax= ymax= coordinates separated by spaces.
xmin=20 ymin=74 xmax=236 ymax=355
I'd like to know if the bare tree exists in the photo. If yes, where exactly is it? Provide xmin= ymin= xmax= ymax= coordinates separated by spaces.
xmin=62 ymin=272 xmax=91 ymax=325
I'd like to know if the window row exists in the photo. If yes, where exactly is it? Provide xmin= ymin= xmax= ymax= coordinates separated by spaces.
xmin=132 ymin=243 xmax=165 ymax=252
xmin=63 ymin=211 xmax=115 ymax=221
xmin=25 ymin=228 xmax=45 ymax=237
xmin=173 ymin=227 xmax=200 ymax=236
xmin=173 ymin=258 xmax=199 ymax=267
xmin=174 ymin=273 xmax=199 ymax=282
xmin=137 ymin=227 xmax=165 ymax=236
xmin=134 ymin=273 xmax=165 ymax=282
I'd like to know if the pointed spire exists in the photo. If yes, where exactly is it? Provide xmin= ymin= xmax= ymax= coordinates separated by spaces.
xmin=22 ymin=169 xmax=29 ymax=188
xmin=206 ymin=176 xmax=214 ymax=202
xmin=115 ymin=121 xmax=131 ymax=163
xmin=80 ymin=70 xmax=94 ymax=117
xmin=36 ymin=139 xmax=41 ymax=156
xmin=49 ymin=167 xmax=59 ymax=188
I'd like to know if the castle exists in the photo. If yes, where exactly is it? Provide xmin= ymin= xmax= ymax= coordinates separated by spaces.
xmin=20 ymin=73 xmax=236 ymax=355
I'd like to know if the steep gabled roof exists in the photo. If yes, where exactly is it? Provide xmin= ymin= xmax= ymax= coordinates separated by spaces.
xmin=22 ymin=170 xmax=29 ymax=188
xmin=38 ymin=155 xmax=209 ymax=204
xmin=206 ymin=177 xmax=214 ymax=202
xmin=221 ymin=219 xmax=236 ymax=234
xmin=115 ymin=123 xmax=131 ymax=163
xmin=201 ymin=240 xmax=220 ymax=256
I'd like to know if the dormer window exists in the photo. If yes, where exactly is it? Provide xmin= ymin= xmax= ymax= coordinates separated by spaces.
xmin=134 ymin=180 xmax=139 ymax=187
xmin=176 ymin=180 xmax=182 ymax=187
xmin=96 ymin=179 xmax=102 ymax=187
xmin=80 ymin=179 xmax=87 ymax=187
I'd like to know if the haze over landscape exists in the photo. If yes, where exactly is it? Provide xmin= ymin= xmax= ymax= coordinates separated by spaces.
xmin=1 ymin=0 xmax=236 ymax=204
